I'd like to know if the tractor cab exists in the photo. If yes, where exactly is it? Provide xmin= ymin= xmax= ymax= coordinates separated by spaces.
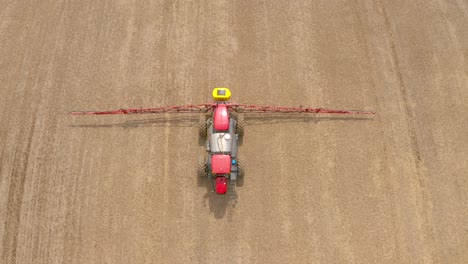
xmin=212 ymin=87 xmax=231 ymax=101
xmin=212 ymin=88 xmax=231 ymax=132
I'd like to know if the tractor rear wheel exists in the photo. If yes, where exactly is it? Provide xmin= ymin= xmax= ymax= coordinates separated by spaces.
xmin=197 ymin=158 xmax=207 ymax=177
xmin=236 ymin=160 xmax=244 ymax=187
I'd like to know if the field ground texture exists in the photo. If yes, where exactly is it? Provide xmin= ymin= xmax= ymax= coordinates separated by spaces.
xmin=1 ymin=0 xmax=467 ymax=263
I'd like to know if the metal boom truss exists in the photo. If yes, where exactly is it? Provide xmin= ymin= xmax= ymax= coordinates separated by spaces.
xmin=69 ymin=103 xmax=374 ymax=116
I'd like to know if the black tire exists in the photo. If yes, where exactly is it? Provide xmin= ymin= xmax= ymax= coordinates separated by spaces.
xmin=236 ymin=160 xmax=244 ymax=187
xmin=236 ymin=120 xmax=244 ymax=138
xmin=199 ymin=118 xmax=207 ymax=138
xmin=197 ymin=158 xmax=207 ymax=177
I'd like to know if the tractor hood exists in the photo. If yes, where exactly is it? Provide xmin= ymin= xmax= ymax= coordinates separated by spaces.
xmin=213 ymin=104 xmax=229 ymax=131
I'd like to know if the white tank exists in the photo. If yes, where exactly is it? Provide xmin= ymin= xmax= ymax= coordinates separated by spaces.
xmin=209 ymin=133 xmax=233 ymax=153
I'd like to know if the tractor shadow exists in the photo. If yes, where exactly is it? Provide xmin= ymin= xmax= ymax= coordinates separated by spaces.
xmin=242 ymin=113 xmax=374 ymax=126
xmin=197 ymin=158 xmax=236 ymax=219
xmin=70 ymin=114 xmax=208 ymax=147
xmin=69 ymin=114 xmax=200 ymax=129
xmin=198 ymin=176 xmax=230 ymax=219
xmin=71 ymin=112 xmax=372 ymax=220
xmin=69 ymin=113 xmax=372 ymax=130
xmin=202 ymin=191 xmax=230 ymax=219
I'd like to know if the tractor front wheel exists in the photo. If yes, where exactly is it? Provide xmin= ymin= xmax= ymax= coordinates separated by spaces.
xmin=235 ymin=120 xmax=244 ymax=138
xmin=199 ymin=117 xmax=207 ymax=138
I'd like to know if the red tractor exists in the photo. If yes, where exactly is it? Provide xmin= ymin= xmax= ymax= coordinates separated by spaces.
xmin=71 ymin=88 xmax=374 ymax=197
xmin=197 ymin=94 xmax=244 ymax=196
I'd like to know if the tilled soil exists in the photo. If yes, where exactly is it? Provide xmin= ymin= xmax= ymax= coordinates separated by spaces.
xmin=1 ymin=1 xmax=467 ymax=263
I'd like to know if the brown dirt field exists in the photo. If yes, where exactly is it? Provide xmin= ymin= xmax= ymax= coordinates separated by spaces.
xmin=1 ymin=1 xmax=467 ymax=263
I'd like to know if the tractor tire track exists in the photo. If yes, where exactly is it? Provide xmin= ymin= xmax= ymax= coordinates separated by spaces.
xmin=1 ymin=114 xmax=36 ymax=263
xmin=379 ymin=0 xmax=448 ymax=260
xmin=379 ymin=1 xmax=423 ymax=165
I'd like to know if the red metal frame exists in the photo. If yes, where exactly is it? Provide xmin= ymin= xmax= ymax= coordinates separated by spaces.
xmin=70 ymin=103 xmax=374 ymax=116
xmin=227 ymin=104 xmax=375 ymax=115
xmin=69 ymin=104 xmax=215 ymax=115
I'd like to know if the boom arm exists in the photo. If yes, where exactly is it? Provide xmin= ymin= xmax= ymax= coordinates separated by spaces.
xmin=69 ymin=104 xmax=215 ymax=115
xmin=227 ymin=104 xmax=375 ymax=115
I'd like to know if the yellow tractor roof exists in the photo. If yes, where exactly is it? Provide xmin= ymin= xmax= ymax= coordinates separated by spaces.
xmin=212 ymin=88 xmax=231 ymax=101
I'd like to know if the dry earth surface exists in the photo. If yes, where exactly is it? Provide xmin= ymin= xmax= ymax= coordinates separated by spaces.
xmin=1 ymin=0 xmax=467 ymax=263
